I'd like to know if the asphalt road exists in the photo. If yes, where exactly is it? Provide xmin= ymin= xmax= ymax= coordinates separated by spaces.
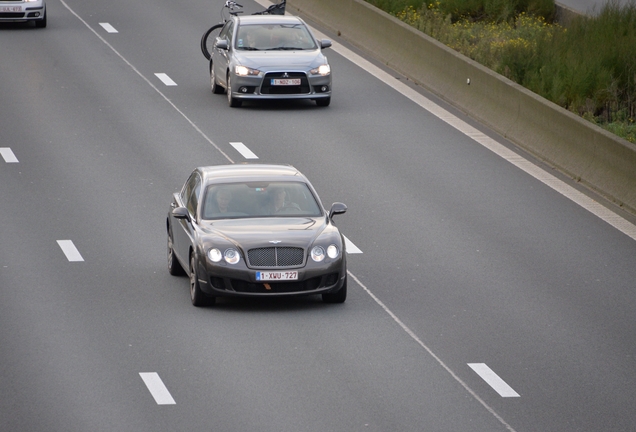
xmin=2 ymin=0 xmax=636 ymax=431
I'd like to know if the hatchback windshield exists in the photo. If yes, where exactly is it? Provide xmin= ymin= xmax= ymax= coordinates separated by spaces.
xmin=235 ymin=24 xmax=317 ymax=51
xmin=202 ymin=181 xmax=322 ymax=219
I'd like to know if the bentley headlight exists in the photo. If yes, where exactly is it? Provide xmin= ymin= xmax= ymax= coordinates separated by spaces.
xmin=311 ymin=246 xmax=325 ymax=262
xmin=224 ymin=248 xmax=241 ymax=264
xmin=208 ymin=248 xmax=223 ymax=263
xmin=310 ymin=64 xmax=331 ymax=76
xmin=327 ymin=244 xmax=339 ymax=259
xmin=235 ymin=65 xmax=261 ymax=77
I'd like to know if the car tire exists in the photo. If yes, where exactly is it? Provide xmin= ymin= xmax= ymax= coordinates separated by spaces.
xmin=34 ymin=10 xmax=46 ymax=28
xmin=210 ymin=61 xmax=224 ymax=94
xmin=167 ymin=225 xmax=186 ymax=276
xmin=316 ymin=97 xmax=331 ymax=107
xmin=322 ymin=274 xmax=347 ymax=303
xmin=227 ymin=73 xmax=242 ymax=108
xmin=190 ymin=254 xmax=215 ymax=307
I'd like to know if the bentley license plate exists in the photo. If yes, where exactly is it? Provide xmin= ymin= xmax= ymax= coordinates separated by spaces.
xmin=256 ymin=271 xmax=298 ymax=281
xmin=271 ymin=78 xmax=301 ymax=86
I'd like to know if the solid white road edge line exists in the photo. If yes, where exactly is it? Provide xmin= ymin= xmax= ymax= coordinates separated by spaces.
xmin=155 ymin=73 xmax=177 ymax=86
xmin=139 ymin=372 xmax=176 ymax=405
xmin=230 ymin=142 xmax=259 ymax=159
xmin=468 ymin=363 xmax=521 ymax=397
xmin=99 ymin=22 xmax=118 ymax=33
xmin=0 ymin=148 xmax=18 ymax=163
xmin=56 ymin=240 xmax=84 ymax=262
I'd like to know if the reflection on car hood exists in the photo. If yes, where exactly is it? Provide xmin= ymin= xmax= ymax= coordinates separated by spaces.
xmin=200 ymin=217 xmax=327 ymax=248
xmin=234 ymin=50 xmax=325 ymax=70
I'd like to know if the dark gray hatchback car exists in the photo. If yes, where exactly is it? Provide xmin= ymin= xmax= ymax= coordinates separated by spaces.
xmin=167 ymin=164 xmax=347 ymax=307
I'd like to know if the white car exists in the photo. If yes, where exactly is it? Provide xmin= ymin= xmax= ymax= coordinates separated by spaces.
xmin=0 ymin=0 xmax=46 ymax=28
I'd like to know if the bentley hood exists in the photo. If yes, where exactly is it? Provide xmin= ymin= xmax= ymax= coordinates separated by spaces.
xmin=200 ymin=217 xmax=332 ymax=249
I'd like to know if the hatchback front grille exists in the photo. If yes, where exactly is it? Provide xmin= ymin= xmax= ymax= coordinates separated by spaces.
xmin=261 ymin=72 xmax=310 ymax=95
xmin=247 ymin=247 xmax=304 ymax=268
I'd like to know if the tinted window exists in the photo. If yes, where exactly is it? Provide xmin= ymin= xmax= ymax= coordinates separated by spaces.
xmin=202 ymin=181 xmax=322 ymax=220
xmin=186 ymin=175 xmax=202 ymax=218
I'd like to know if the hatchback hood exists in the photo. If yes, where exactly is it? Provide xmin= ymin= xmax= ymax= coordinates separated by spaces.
xmin=234 ymin=50 xmax=325 ymax=70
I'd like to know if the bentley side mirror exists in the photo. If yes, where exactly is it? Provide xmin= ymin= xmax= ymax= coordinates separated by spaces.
xmin=328 ymin=202 xmax=347 ymax=220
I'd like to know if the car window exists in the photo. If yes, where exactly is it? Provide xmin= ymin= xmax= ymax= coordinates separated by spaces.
xmin=235 ymin=24 xmax=317 ymax=51
xmin=186 ymin=175 xmax=202 ymax=218
xmin=220 ymin=20 xmax=234 ymax=47
xmin=181 ymin=172 xmax=198 ymax=205
xmin=202 ymin=181 xmax=323 ymax=220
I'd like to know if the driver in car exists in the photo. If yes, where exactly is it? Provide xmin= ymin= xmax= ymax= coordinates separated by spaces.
xmin=260 ymin=187 xmax=300 ymax=214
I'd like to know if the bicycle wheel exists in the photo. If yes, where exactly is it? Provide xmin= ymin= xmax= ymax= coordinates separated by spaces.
xmin=200 ymin=23 xmax=224 ymax=60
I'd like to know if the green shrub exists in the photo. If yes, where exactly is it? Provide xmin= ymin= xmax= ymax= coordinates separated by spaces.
xmin=366 ymin=0 xmax=424 ymax=15
xmin=389 ymin=0 xmax=636 ymax=142
xmin=437 ymin=0 xmax=555 ymax=23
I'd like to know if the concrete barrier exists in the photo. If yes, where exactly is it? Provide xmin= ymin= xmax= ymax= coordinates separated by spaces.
xmin=288 ymin=0 xmax=636 ymax=215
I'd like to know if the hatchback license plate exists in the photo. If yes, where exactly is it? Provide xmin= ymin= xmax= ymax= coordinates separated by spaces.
xmin=1 ymin=6 xmax=22 ymax=11
xmin=271 ymin=78 xmax=301 ymax=86
xmin=256 ymin=271 xmax=298 ymax=281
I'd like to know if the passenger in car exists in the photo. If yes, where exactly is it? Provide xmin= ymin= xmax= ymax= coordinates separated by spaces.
xmin=259 ymin=187 xmax=300 ymax=215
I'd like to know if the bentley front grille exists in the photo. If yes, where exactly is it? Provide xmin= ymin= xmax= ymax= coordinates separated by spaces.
xmin=247 ymin=246 xmax=304 ymax=268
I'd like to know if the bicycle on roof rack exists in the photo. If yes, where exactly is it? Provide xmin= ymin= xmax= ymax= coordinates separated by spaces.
xmin=200 ymin=0 xmax=286 ymax=60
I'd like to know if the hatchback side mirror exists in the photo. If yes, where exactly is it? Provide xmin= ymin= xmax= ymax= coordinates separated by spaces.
xmin=172 ymin=206 xmax=191 ymax=221
xmin=215 ymin=39 xmax=229 ymax=50
xmin=320 ymin=39 xmax=332 ymax=49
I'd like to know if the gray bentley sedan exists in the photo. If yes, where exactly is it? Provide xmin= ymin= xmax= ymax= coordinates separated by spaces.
xmin=209 ymin=15 xmax=332 ymax=107
xmin=167 ymin=164 xmax=347 ymax=307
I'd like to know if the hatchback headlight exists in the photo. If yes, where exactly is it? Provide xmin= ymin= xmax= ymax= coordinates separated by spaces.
xmin=310 ymin=64 xmax=331 ymax=76
xmin=235 ymin=65 xmax=261 ymax=76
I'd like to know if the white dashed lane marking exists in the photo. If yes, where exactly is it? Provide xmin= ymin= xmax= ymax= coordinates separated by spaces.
xmin=230 ymin=142 xmax=259 ymax=159
xmin=139 ymin=372 xmax=176 ymax=405
xmin=468 ymin=363 xmax=520 ymax=397
xmin=154 ymin=73 xmax=177 ymax=86
xmin=56 ymin=240 xmax=84 ymax=262
xmin=99 ymin=22 xmax=118 ymax=33
xmin=0 ymin=148 xmax=18 ymax=163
